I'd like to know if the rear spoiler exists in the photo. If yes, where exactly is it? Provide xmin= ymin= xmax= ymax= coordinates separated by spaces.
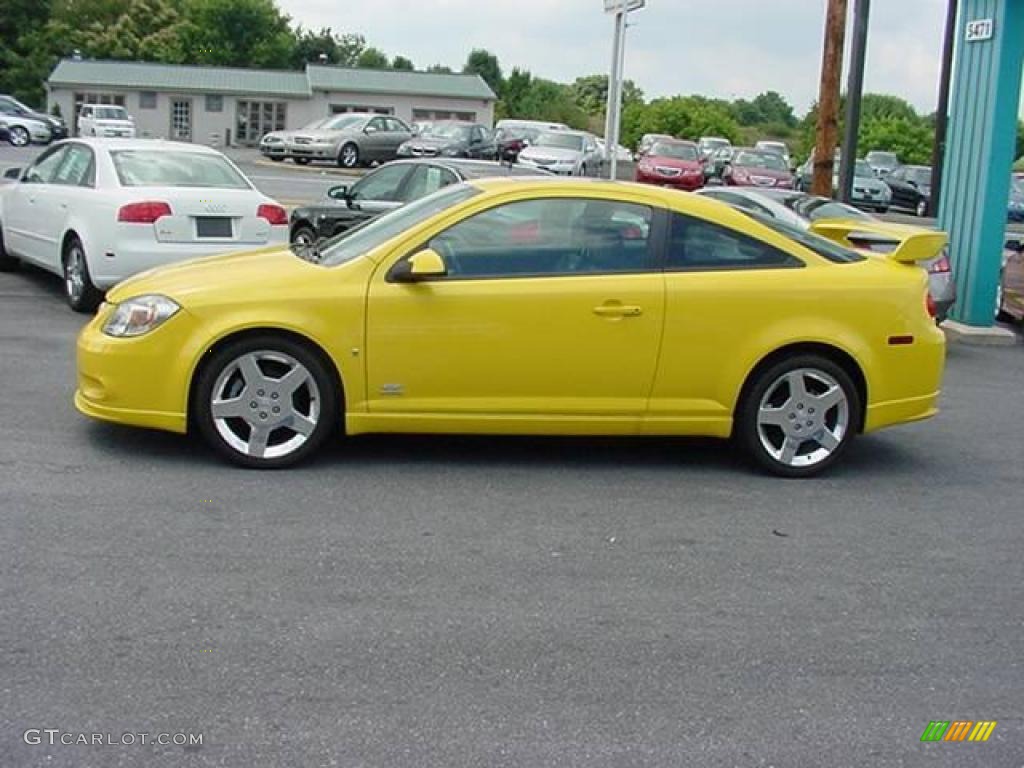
xmin=809 ymin=219 xmax=948 ymax=264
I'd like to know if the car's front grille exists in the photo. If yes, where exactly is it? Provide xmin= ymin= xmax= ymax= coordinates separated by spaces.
xmin=655 ymin=166 xmax=682 ymax=177
xmin=292 ymin=136 xmax=312 ymax=145
xmin=409 ymin=146 xmax=438 ymax=156
xmin=750 ymin=176 xmax=777 ymax=186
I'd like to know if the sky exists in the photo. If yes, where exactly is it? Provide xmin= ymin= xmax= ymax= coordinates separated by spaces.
xmin=278 ymin=0 xmax=1023 ymax=119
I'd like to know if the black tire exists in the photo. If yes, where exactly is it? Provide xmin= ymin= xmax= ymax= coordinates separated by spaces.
xmin=735 ymin=354 xmax=862 ymax=478
xmin=579 ymin=164 xmax=588 ymax=177
xmin=915 ymin=198 xmax=928 ymax=217
xmin=290 ymin=224 xmax=317 ymax=247
xmin=62 ymin=236 xmax=103 ymax=312
xmin=269 ymin=156 xmax=285 ymax=162
xmin=294 ymin=157 xmax=310 ymax=166
xmin=0 ymin=223 xmax=19 ymax=272
xmin=338 ymin=143 xmax=360 ymax=169
xmin=194 ymin=335 xmax=340 ymax=469
xmin=876 ymin=206 xmax=889 ymax=214
xmin=9 ymin=125 xmax=29 ymax=147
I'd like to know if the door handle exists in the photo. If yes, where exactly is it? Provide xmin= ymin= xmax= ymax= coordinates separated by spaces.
xmin=593 ymin=303 xmax=642 ymax=318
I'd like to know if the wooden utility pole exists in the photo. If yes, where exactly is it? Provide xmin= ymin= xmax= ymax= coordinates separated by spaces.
xmin=812 ymin=0 xmax=848 ymax=197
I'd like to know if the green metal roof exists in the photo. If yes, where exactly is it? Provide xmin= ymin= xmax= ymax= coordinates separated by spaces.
xmin=49 ymin=60 xmax=311 ymax=98
xmin=306 ymin=65 xmax=494 ymax=101
xmin=48 ymin=59 xmax=495 ymax=101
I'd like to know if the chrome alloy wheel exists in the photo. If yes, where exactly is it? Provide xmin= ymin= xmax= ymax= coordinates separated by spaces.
xmin=755 ymin=368 xmax=850 ymax=468
xmin=210 ymin=351 xmax=321 ymax=459
xmin=340 ymin=144 xmax=359 ymax=167
xmin=64 ymin=242 xmax=86 ymax=304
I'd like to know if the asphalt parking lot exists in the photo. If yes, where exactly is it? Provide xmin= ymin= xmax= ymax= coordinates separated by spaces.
xmin=1 ymin=254 xmax=1023 ymax=766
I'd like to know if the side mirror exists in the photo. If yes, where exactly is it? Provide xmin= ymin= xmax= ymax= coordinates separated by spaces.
xmin=4 ymin=167 xmax=22 ymax=180
xmin=390 ymin=248 xmax=447 ymax=283
xmin=364 ymin=125 xmax=378 ymax=134
xmin=328 ymin=184 xmax=349 ymax=201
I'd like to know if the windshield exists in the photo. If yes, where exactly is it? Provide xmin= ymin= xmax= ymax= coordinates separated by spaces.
xmin=867 ymin=152 xmax=898 ymax=168
xmin=789 ymin=196 xmax=873 ymax=223
xmin=535 ymin=133 xmax=584 ymax=151
xmin=95 ymin=107 xmax=128 ymax=120
xmin=111 ymin=150 xmax=251 ymax=188
xmin=854 ymin=161 xmax=875 ymax=178
xmin=650 ymin=142 xmax=698 ymax=161
xmin=734 ymin=151 xmax=787 ymax=171
xmin=425 ymin=122 xmax=472 ymax=141
xmin=318 ymin=184 xmax=480 ymax=266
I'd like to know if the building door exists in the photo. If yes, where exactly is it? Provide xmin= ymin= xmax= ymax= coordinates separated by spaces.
xmin=170 ymin=99 xmax=192 ymax=142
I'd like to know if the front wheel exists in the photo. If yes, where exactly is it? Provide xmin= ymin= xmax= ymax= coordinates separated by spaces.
xmin=8 ymin=126 xmax=29 ymax=147
xmin=63 ymin=236 xmax=103 ymax=312
xmin=736 ymin=355 xmax=861 ymax=478
xmin=290 ymin=224 xmax=317 ymax=247
xmin=194 ymin=337 xmax=339 ymax=468
xmin=293 ymin=157 xmax=310 ymax=166
xmin=338 ymin=143 xmax=360 ymax=169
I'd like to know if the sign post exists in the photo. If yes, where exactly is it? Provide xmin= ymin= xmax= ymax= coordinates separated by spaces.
xmin=602 ymin=0 xmax=645 ymax=180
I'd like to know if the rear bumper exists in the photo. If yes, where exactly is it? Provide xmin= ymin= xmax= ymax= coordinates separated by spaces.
xmin=864 ymin=325 xmax=946 ymax=432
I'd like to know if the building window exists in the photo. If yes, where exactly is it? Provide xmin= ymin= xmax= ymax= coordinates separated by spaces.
xmin=139 ymin=91 xmax=157 ymax=109
xmin=236 ymin=100 xmax=286 ymax=145
xmin=413 ymin=108 xmax=476 ymax=122
xmin=205 ymin=94 xmax=223 ymax=113
xmin=329 ymin=104 xmax=393 ymax=115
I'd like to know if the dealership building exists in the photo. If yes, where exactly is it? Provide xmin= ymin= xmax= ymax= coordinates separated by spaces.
xmin=45 ymin=58 xmax=497 ymax=146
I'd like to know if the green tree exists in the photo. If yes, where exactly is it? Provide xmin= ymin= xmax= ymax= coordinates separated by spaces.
xmin=291 ymin=28 xmax=365 ymax=68
xmin=355 ymin=46 xmax=389 ymax=69
xmin=462 ymin=48 xmax=502 ymax=95
xmin=569 ymin=74 xmax=644 ymax=116
xmin=425 ymin=63 xmax=452 ymax=74
xmin=178 ymin=0 xmax=295 ymax=68
xmin=391 ymin=55 xmax=414 ymax=71
xmin=860 ymin=93 xmax=919 ymax=123
xmin=859 ymin=116 xmax=934 ymax=165
xmin=620 ymin=96 xmax=740 ymax=150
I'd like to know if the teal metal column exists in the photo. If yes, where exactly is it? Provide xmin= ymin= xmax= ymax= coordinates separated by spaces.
xmin=939 ymin=0 xmax=1024 ymax=326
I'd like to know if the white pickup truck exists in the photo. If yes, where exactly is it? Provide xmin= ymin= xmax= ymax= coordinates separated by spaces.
xmin=78 ymin=104 xmax=136 ymax=138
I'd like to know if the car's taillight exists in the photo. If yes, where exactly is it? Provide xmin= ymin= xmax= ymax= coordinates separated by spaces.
xmin=925 ymin=292 xmax=937 ymax=318
xmin=928 ymin=252 xmax=951 ymax=274
xmin=117 ymin=201 xmax=172 ymax=223
xmin=257 ymin=204 xmax=288 ymax=226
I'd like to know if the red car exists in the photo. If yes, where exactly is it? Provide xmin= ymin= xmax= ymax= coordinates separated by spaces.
xmin=723 ymin=148 xmax=795 ymax=190
xmin=634 ymin=139 xmax=705 ymax=191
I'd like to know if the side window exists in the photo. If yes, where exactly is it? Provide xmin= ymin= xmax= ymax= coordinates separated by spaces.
xmin=366 ymin=117 xmax=387 ymax=133
xmin=666 ymin=212 xmax=801 ymax=271
xmin=470 ymin=127 xmax=484 ymax=144
xmin=386 ymin=118 xmax=408 ymax=133
xmin=25 ymin=147 xmax=69 ymax=184
xmin=425 ymin=197 xmax=655 ymax=279
xmin=52 ymin=145 xmax=95 ymax=187
xmin=350 ymin=164 xmax=411 ymax=201
xmin=400 ymin=165 xmax=458 ymax=201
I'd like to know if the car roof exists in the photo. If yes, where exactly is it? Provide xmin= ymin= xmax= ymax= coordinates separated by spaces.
xmin=383 ymin=158 xmax=551 ymax=178
xmin=58 ymin=138 xmax=224 ymax=154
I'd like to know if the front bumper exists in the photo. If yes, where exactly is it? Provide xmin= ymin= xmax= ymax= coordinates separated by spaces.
xmin=635 ymin=170 xmax=703 ymax=190
xmin=287 ymin=144 xmax=337 ymax=160
xmin=75 ymin=307 xmax=194 ymax=434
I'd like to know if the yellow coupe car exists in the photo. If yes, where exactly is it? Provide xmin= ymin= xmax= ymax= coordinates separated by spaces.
xmin=75 ymin=178 xmax=946 ymax=477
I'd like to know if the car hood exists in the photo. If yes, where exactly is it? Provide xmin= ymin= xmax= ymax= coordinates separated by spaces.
xmin=293 ymin=128 xmax=358 ymax=141
xmin=519 ymin=146 xmax=582 ymax=162
xmin=107 ymin=246 xmax=323 ymax=305
xmin=737 ymin=166 xmax=792 ymax=180
xmin=642 ymin=156 xmax=702 ymax=171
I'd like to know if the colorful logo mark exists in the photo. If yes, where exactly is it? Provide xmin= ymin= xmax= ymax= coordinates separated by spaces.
xmin=921 ymin=721 xmax=997 ymax=742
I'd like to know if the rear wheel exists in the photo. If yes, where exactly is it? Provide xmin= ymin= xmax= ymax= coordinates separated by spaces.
xmin=194 ymin=336 xmax=339 ymax=468
xmin=338 ymin=143 xmax=360 ymax=169
xmin=62 ymin=236 xmax=102 ymax=312
xmin=294 ymin=157 xmax=310 ymax=165
xmin=736 ymin=354 xmax=861 ymax=478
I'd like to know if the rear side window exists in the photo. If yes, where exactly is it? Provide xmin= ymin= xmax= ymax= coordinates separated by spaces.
xmin=666 ymin=212 xmax=802 ymax=271
xmin=746 ymin=211 xmax=866 ymax=264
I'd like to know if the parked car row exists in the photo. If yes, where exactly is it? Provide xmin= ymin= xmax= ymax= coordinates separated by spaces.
xmin=0 ymin=94 xmax=68 ymax=146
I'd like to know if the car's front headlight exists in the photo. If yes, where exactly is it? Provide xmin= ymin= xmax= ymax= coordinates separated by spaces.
xmin=102 ymin=295 xmax=180 ymax=337
xmin=440 ymin=146 xmax=462 ymax=156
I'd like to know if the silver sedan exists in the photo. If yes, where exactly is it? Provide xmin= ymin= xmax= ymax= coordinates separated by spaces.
xmin=516 ymin=130 xmax=604 ymax=177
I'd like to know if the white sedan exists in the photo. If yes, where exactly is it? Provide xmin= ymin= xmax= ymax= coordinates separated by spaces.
xmin=0 ymin=139 xmax=289 ymax=311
